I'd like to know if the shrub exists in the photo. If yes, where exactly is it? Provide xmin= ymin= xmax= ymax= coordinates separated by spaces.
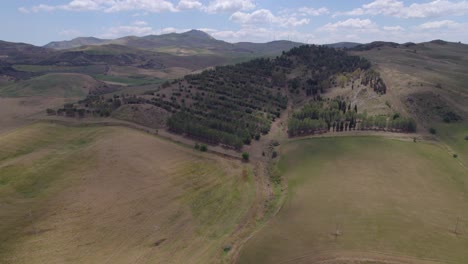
xmin=272 ymin=151 xmax=278 ymax=159
xmin=46 ymin=108 xmax=56 ymax=115
xmin=464 ymin=136 xmax=468 ymax=141
xmin=194 ymin=143 xmax=200 ymax=150
xmin=200 ymin=144 xmax=208 ymax=152
xmin=429 ymin=127 xmax=437 ymax=135
xmin=453 ymin=154 xmax=458 ymax=158
xmin=242 ymin=152 xmax=250 ymax=161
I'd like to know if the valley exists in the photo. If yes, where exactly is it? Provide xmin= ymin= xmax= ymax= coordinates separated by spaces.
xmin=0 ymin=30 xmax=467 ymax=264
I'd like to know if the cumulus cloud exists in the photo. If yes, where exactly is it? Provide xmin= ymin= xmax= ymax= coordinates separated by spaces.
xmin=319 ymin=18 xmax=379 ymax=32
xmin=105 ymin=0 xmax=177 ymax=12
xmin=205 ymin=26 xmax=315 ymax=43
xmin=20 ymin=0 xmax=259 ymax=13
xmin=418 ymin=20 xmax=460 ymax=29
xmin=160 ymin=27 xmax=190 ymax=34
xmin=297 ymin=7 xmax=329 ymax=16
xmin=20 ymin=0 xmax=178 ymax=13
xmin=59 ymin=29 xmax=83 ymax=37
xmin=337 ymin=0 xmax=468 ymax=18
xmin=383 ymin=25 xmax=404 ymax=31
xmin=132 ymin=20 xmax=148 ymax=26
xmin=203 ymin=0 xmax=255 ymax=13
xmin=230 ymin=9 xmax=309 ymax=27
xmin=100 ymin=24 xmax=156 ymax=38
xmin=177 ymin=0 xmax=202 ymax=10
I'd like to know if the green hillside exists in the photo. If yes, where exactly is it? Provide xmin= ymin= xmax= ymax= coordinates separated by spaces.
xmin=0 ymin=73 xmax=101 ymax=98
xmin=239 ymin=137 xmax=468 ymax=264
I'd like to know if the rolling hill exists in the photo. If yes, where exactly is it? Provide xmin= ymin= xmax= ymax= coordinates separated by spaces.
xmin=352 ymin=42 xmax=467 ymax=132
xmin=0 ymin=40 xmax=53 ymax=64
xmin=44 ymin=37 xmax=109 ymax=50
xmin=1 ymin=36 xmax=467 ymax=264
xmin=0 ymin=73 xmax=109 ymax=98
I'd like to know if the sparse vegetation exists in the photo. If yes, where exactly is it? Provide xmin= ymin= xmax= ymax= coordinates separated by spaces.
xmin=199 ymin=144 xmax=208 ymax=152
xmin=272 ymin=151 xmax=278 ymax=159
xmin=242 ymin=152 xmax=250 ymax=161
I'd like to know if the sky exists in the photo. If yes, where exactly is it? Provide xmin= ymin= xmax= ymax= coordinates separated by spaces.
xmin=1 ymin=0 xmax=468 ymax=45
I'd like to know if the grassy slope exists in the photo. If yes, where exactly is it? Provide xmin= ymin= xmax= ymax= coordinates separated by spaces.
xmin=93 ymin=74 xmax=163 ymax=86
xmin=13 ymin=64 xmax=107 ymax=75
xmin=436 ymin=123 xmax=468 ymax=166
xmin=0 ymin=123 xmax=255 ymax=264
xmin=239 ymin=137 xmax=468 ymax=264
xmin=0 ymin=73 xmax=95 ymax=98
xmin=0 ymin=123 xmax=105 ymax=259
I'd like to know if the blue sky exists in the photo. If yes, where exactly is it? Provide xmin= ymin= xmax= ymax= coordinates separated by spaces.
xmin=2 ymin=0 xmax=468 ymax=45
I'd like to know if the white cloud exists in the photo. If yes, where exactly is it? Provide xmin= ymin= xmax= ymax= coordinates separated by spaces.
xmin=104 ymin=0 xmax=177 ymax=13
xmin=230 ymin=9 xmax=309 ymax=27
xmin=418 ymin=20 xmax=460 ymax=29
xmin=20 ymin=0 xmax=178 ymax=13
xmin=101 ymin=24 xmax=156 ymax=38
xmin=132 ymin=20 xmax=148 ymax=26
xmin=403 ymin=0 xmax=468 ymax=18
xmin=319 ymin=18 xmax=379 ymax=32
xmin=297 ymin=7 xmax=329 ymax=16
xmin=337 ymin=0 xmax=468 ymax=18
xmin=383 ymin=25 xmax=404 ymax=31
xmin=203 ymin=0 xmax=255 ymax=13
xmin=160 ymin=27 xmax=190 ymax=34
xmin=202 ymin=26 xmax=315 ymax=43
xmin=59 ymin=29 xmax=82 ymax=37
xmin=177 ymin=0 xmax=202 ymax=10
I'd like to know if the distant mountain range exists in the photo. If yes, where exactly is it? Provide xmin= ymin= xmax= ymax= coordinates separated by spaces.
xmin=42 ymin=30 xmax=362 ymax=55
xmin=0 ymin=30 xmax=364 ymax=66
xmin=42 ymin=30 xmax=305 ymax=56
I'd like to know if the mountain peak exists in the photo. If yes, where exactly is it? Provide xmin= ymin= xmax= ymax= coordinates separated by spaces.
xmin=181 ymin=30 xmax=214 ymax=40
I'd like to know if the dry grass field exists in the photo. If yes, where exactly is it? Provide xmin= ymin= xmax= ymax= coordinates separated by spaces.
xmin=238 ymin=137 xmax=468 ymax=264
xmin=0 ymin=123 xmax=255 ymax=264
xmin=0 ymin=97 xmax=76 ymax=135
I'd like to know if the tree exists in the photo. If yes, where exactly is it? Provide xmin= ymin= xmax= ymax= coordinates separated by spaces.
xmin=46 ymin=108 xmax=56 ymax=115
xmin=200 ymin=144 xmax=208 ymax=152
xmin=242 ymin=152 xmax=250 ymax=161
xmin=429 ymin=127 xmax=437 ymax=135
xmin=272 ymin=151 xmax=278 ymax=159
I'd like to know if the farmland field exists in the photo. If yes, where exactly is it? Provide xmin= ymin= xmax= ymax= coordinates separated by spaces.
xmin=238 ymin=137 xmax=468 ymax=264
xmin=0 ymin=123 xmax=255 ymax=264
